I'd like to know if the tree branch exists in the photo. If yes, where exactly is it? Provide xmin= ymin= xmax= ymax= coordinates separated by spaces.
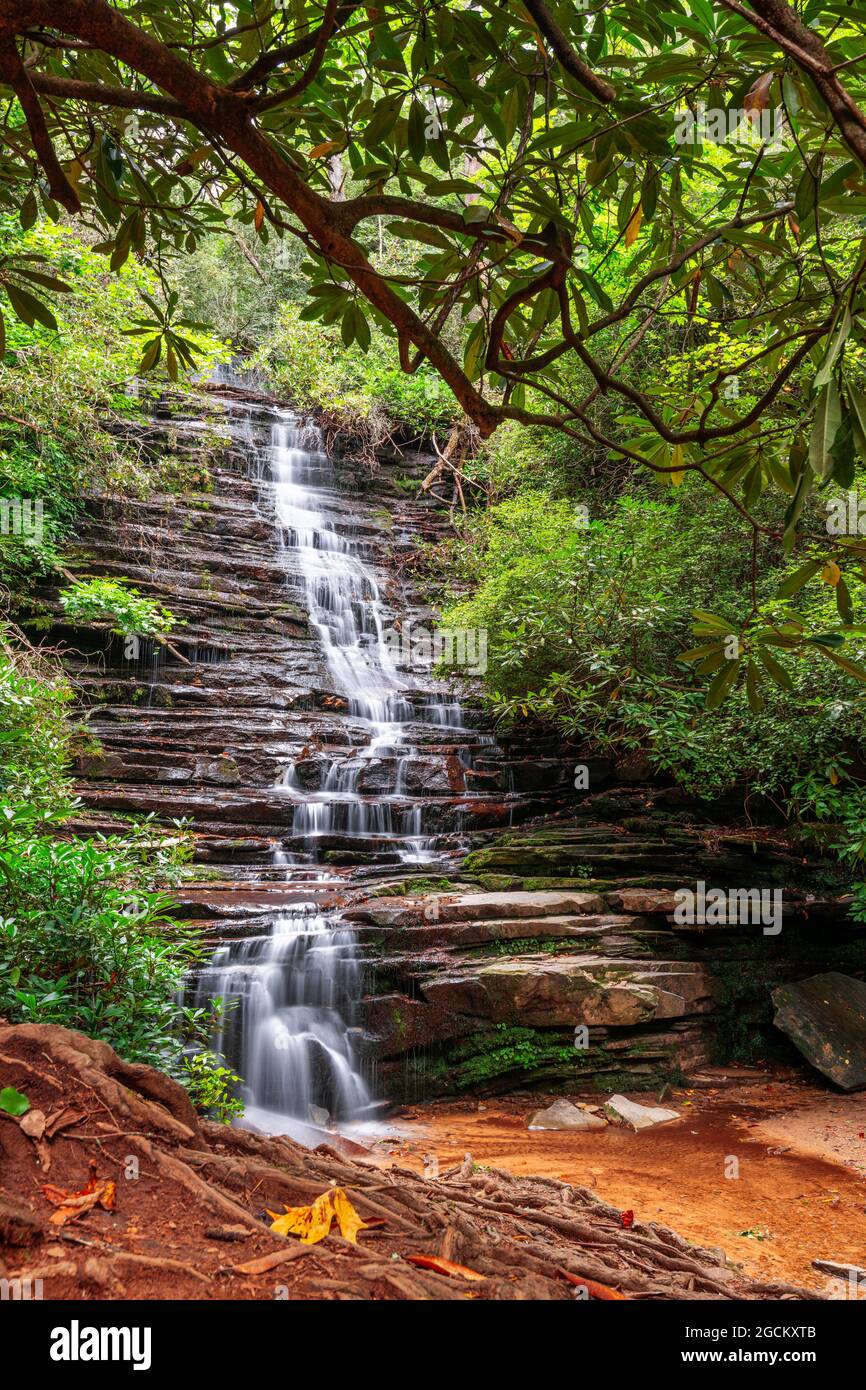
xmin=0 ymin=37 xmax=80 ymax=211
xmin=720 ymin=0 xmax=866 ymax=168
xmin=521 ymin=0 xmax=616 ymax=104
xmin=229 ymin=1 xmax=360 ymax=92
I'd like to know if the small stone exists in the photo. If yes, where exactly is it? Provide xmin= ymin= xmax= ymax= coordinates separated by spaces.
xmin=604 ymin=1094 xmax=680 ymax=1130
xmin=528 ymin=1100 xmax=607 ymax=1131
xmin=309 ymin=1105 xmax=330 ymax=1128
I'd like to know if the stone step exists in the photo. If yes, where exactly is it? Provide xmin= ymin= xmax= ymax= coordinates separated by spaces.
xmin=347 ymin=889 xmax=606 ymax=927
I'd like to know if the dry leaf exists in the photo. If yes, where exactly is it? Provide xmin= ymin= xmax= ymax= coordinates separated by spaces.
xmin=234 ymin=1246 xmax=315 ymax=1276
xmin=268 ymin=1185 xmax=368 ymax=1245
xmin=493 ymin=212 xmax=523 ymax=243
xmin=404 ymin=1254 xmax=485 ymax=1281
xmin=44 ymin=1106 xmax=86 ymax=1139
xmin=744 ymin=72 xmax=775 ymax=116
xmin=254 ymin=200 xmax=265 ymax=232
xmin=42 ymin=1160 xmax=116 ymax=1227
xmin=558 ymin=1268 xmax=628 ymax=1300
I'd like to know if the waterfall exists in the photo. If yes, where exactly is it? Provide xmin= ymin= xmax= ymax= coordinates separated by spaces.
xmin=192 ymin=904 xmax=371 ymax=1137
xmin=268 ymin=413 xmax=472 ymax=862
xmin=191 ymin=408 xmax=478 ymax=1139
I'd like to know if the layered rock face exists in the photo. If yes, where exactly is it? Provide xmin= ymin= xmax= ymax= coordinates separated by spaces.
xmin=33 ymin=385 xmax=861 ymax=1113
xmin=348 ymin=816 xmax=859 ymax=1098
xmin=47 ymin=388 xmax=571 ymax=857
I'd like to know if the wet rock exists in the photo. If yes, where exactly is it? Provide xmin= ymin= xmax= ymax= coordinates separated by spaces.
xmin=76 ymin=751 xmax=128 ymax=779
xmin=350 ymin=890 xmax=605 ymax=929
xmin=528 ymin=1100 xmax=607 ymax=1131
xmin=772 ymin=972 xmax=866 ymax=1090
xmin=604 ymin=1094 xmax=681 ymax=1129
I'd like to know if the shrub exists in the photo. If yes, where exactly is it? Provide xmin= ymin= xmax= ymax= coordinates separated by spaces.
xmin=60 ymin=577 xmax=176 ymax=636
xmin=0 ymin=632 xmax=217 ymax=1072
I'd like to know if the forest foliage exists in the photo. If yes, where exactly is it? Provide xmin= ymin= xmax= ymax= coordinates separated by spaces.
xmin=1 ymin=1 xmax=866 ymax=1067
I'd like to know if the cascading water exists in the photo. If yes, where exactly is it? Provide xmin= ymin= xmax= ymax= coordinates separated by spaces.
xmin=268 ymin=413 xmax=477 ymax=861
xmin=192 ymin=903 xmax=371 ymax=1137
xmin=191 ymin=407 xmax=482 ymax=1139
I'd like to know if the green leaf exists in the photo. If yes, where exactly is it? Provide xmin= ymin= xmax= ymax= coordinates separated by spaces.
xmin=407 ymin=100 xmax=428 ymax=163
xmin=692 ymin=610 xmax=735 ymax=634
xmin=759 ymin=647 xmax=793 ymax=691
xmin=777 ymin=559 xmax=823 ymax=598
xmin=0 ymin=1086 xmax=29 ymax=1117
xmin=836 ymin=576 xmax=855 ymax=624
xmin=4 ymin=282 xmax=58 ymax=331
xmin=809 ymin=379 xmax=842 ymax=480
xmin=706 ymin=659 xmax=740 ymax=709
xmin=138 ymin=336 xmax=162 ymax=373
xmin=19 ymin=190 xmax=38 ymax=230
xmin=814 ymin=309 xmax=851 ymax=389
xmin=463 ymin=319 xmax=485 ymax=381
xmin=746 ymin=662 xmax=764 ymax=714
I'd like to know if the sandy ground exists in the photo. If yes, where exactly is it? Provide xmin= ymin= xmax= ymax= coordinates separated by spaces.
xmin=370 ymin=1068 xmax=866 ymax=1293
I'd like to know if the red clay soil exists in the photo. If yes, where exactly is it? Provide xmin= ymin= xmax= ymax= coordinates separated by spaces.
xmin=387 ymin=1079 xmax=866 ymax=1292
xmin=0 ymin=1024 xmax=820 ymax=1302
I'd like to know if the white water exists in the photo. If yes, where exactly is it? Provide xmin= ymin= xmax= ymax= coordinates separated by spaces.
xmin=192 ymin=410 xmax=480 ymax=1137
xmin=269 ymin=414 xmax=474 ymax=862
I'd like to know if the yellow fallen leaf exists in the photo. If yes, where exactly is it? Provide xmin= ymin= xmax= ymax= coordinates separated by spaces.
xmin=268 ymin=1185 xmax=368 ymax=1245
xmin=333 ymin=1186 xmax=368 ymax=1244
xmin=822 ymin=561 xmax=841 ymax=586
xmin=309 ymin=140 xmax=344 ymax=159
xmin=268 ymin=1189 xmax=334 ymax=1244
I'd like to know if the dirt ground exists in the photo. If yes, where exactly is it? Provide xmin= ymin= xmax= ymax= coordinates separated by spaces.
xmin=374 ymin=1068 xmax=866 ymax=1294
xmin=0 ymin=1026 xmax=819 ymax=1301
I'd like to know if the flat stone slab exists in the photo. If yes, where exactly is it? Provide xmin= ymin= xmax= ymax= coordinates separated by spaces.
xmin=772 ymin=972 xmax=866 ymax=1091
xmin=350 ymin=890 xmax=604 ymax=929
xmin=528 ymin=1100 xmax=607 ymax=1132
xmin=604 ymin=1094 xmax=680 ymax=1130
xmin=421 ymin=956 xmax=714 ymax=1027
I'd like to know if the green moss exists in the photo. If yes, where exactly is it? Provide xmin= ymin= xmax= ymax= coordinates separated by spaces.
xmin=478 ymin=937 xmax=581 ymax=957
xmin=372 ymin=875 xmax=456 ymax=897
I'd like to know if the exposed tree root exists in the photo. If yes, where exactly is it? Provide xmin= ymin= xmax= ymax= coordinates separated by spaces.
xmin=0 ymin=1024 xmax=821 ymax=1301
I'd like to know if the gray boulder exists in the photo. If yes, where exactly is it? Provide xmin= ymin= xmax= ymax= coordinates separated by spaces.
xmin=528 ymin=1100 xmax=607 ymax=1131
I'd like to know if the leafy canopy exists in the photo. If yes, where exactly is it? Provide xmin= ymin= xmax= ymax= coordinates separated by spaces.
xmin=5 ymin=1 xmax=866 ymax=694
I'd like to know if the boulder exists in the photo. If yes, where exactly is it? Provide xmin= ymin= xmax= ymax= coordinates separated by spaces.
xmin=772 ymin=972 xmax=866 ymax=1090
xmin=604 ymin=1094 xmax=681 ymax=1130
xmin=421 ymin=957 xmax=714 ymax=1027
xmin=528 ymin=1100 xmax=607 ymax=1131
